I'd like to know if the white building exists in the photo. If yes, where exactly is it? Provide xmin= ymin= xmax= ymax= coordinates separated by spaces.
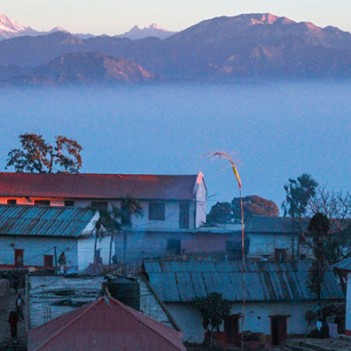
xmin=0 ymin=205 xmax=101 ymax=272
xmin=332 ymin=258 xmax=351 ymax=335
xmin=245 ymin=216 xmax=308 ymax=261
xmin=0 ymin=172 xmax=207 ymax=231
xmin=144 ymin=260 xmax=344 ymax=347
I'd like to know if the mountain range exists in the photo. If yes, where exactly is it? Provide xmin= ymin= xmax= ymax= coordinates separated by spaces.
xmin=1 ymin=12 xmax=351 ymax=85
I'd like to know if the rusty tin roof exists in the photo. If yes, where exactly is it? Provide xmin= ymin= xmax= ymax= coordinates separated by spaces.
xmin=144 ymin=260 xmax=344 ymax=302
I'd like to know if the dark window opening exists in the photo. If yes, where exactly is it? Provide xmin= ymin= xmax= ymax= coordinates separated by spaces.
xmin=34 ymin=200 xmax=50 ymax=206
xmin=7 ymin=199 xmax=17 ymax=205
xmin=179 ymin=203 xmax=190 ymax=229
xmin=167 ymin=239 xmax=181 ymax=255
xmin=149 ymin=202 xmax=165 ymax=221
xmin=64 ymin=200 xmax=75 ymax=207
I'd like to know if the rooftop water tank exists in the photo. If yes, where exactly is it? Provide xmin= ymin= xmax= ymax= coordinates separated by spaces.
xmin=105 ymin=276 xmax=140 ymax=311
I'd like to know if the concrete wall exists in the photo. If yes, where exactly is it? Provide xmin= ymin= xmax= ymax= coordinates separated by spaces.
xmin=77 ymin=233 xmax=113 ymax=271
xmin=195 ymin=178 xmax=207 ymax=228
xmin=247 ymin=233 xmax=298 ymax=259
xmin=0 ymin=232 xmax=111 ymax=272
xmin=115 ymin=231 xmax=237 ymax=263
xmin=0 ymin=235 xmax=78 ymax=268
xmin=346 ymin=272 xmax=351 ymax=334
xmin=0 ymin=197 xmax=200 ymax=230
xmin=166 ymin=301 xmax=316 ymax=343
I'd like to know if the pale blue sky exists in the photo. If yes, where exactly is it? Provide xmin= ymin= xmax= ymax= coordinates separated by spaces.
xmin=1 ymin=0 xmax=350 ymax=35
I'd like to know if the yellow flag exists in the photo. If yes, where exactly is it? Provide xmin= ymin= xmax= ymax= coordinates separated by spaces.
xmin=232 ymin=164 xmax=242 ymax=189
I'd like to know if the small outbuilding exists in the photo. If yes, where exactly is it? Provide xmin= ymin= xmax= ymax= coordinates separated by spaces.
xmin=144 ymin=260 xmax=344 ymax=346
xmin=333 ymin=258 xmax=351 ymax=336
xmin=0 ymin=205 xmax=101 ymax=272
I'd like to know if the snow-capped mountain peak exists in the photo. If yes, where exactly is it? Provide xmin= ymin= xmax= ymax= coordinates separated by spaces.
xmin=118 ymin=23 xmax=175 ymax=40
xmin=0 ymin=13 xmax=26 ymax=33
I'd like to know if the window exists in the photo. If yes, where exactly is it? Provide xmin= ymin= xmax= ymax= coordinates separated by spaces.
xmin=91 ymin=202 xmax=108 ymax=211
xmin=34 ymin=200 xmax=50 ymax=206
xmin=7 ymin=199 xmax=17 ymax=205
xmin=179 ymin=203 xmax=190 ymax=229
xmin=148 ymin=202 xmax=165 ymax=221
xmin=226 ymin=241 xmax=241 ymax=259
xmin=167 ymin=239 xmax=181 ymax=255
xmin=64 ymin=200 xmax=75 ymax=207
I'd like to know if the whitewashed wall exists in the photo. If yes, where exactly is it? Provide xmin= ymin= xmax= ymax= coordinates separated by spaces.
xmin=0 ymin=235 xmax=78 ymax=268
xmin=0 ymin=197 xmax=200 ymax=230
xmin=195 ymin=177 xmax=207 ymax=228
xmin=115 ymin=231 xmax=234 ymax=263
xmin=346 ymin=272 xmax=351 ymax=334
xmin=77 ymin=233 xmax=113 ymax=271
xmin=248 ymin=233 xmax=298 ymax=258
xmin=0 ymin=234 xmax=109 ymax=272
xmin=166 ymin=301 xmax=316 ymax=343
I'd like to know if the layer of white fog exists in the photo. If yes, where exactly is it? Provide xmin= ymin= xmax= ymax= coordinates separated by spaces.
xmin=1 ymin=81 xmax=350 ymax=211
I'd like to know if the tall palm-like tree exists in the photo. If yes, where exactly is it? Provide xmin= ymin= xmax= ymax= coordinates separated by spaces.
xmin=119 ymin=197 xmax=143 ymax=265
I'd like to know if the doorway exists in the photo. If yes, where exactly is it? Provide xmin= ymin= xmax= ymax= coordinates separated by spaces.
xmin=224 ymin=314 xmax=240 ymax=345
xmin=14 ymin=249 xmax=24 ymax=267
xmin=270 ymin=315 xmax=288 ymax=345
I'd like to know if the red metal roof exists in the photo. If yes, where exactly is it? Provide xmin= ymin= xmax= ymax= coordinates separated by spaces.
xmin=28 ymin=296 xmax=186 ymax=351
xmin=0 ymin=172 xmax=202 ymax=200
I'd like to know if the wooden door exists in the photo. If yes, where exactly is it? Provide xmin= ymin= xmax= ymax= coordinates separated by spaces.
xmin=271 ymin=316 xmax=288 ymax=345
xmin=224 ymin=315 xmax=240 ymax=345
xmin=44 ymin=255 xmax=54 ymax=268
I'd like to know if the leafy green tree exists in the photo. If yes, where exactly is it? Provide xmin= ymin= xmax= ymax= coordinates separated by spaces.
xmin=119 ymin=197 xmax=143 ymax=264
xmin=282 ymin=173 xmax=318 ymax=218
xmin=207 ymin=202 xmax=234 ymax=224
xmin=282 ymin=173 xmax=318 ymax=259
xmin=93 ymin=197 xmax=143 ymax=272
xmin=231 ymin=195 xmax=279 ymax=221
xmin=207 ymin=195 xmax=279 ymax=225
xmin=6 ymin=133 xmax=82 ymax=173
xmin=194 ymin=292 xmax=231 ymax=350
xmin=308 ymin=213 xmax=330 ymax=318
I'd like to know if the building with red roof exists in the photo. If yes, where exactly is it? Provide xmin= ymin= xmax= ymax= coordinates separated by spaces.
xmin=0 ymin=172 xmax=233 ymax=268
xmin=28 ymin=295 xmax=186 ymax=351
xmin=0 ymin=172 xmax=207 ymax=230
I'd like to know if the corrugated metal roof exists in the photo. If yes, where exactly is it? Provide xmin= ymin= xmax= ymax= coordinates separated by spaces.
xmin=333 ymin=258 xmax=351 ymax=272
xmin=0 ymin=172 xmax=201 ymax=200
xmin=144 ymin=261 xmax=344 ymax=303
xmin=28 ymin=296 xmax=186 ymax=351
xmin=0 ymin=205 xmax=97 ymax=237
xmin=245 ymin=216 xmax=309 ymax=234
xmin=245 ymin=216 xmax=348 ymax=234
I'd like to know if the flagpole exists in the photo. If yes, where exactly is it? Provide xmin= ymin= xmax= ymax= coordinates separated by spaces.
xmin=209 ymin=151 xmax=246 ymax=351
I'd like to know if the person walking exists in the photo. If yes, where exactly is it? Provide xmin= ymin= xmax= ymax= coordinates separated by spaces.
xmin=8 ymin=311 xmax=18 ymax=339
xmin=16 ymin=294 xmax=24 ymax=320
xmin=58 ymin=251 xmax=66 ymax=274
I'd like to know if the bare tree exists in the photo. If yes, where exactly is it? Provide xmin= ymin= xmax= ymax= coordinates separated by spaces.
xmin=308 ymin=187 xmax=351 ymax=262
xmin=308 ymin=186 xmax=351 ymax=231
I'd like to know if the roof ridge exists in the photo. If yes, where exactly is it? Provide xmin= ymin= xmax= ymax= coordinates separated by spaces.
xmin=0 ymin=171 xmax=197 ymax=177
xmin=31 ymin=298 xmax=101 ymax=351
xmin=107 ymin=296 xmax=183 ymax=350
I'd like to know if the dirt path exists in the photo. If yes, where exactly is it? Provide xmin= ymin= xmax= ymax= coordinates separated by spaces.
xmin=0 ymin=287 xmax=27 ymax=351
